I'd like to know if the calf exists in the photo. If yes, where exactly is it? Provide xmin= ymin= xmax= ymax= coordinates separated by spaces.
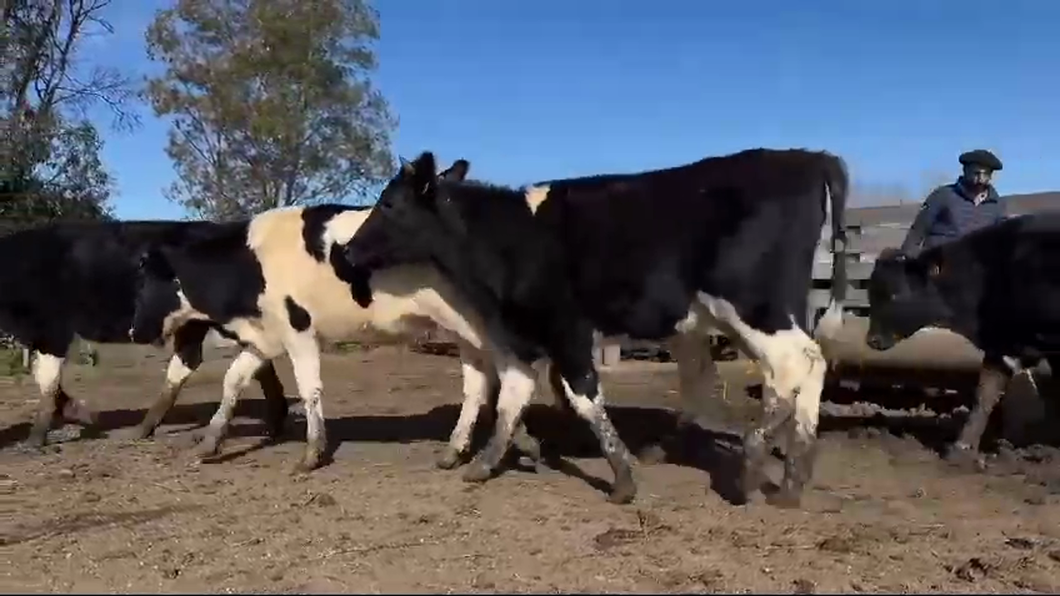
xmin=342 ymin=148 xmax=849 ymax=506
xmin=0 ymin=221 xmax=288 ymax=448
xmin=866 ymin=213 xmax=1060 ymax=465
xmin=127 ymin=198 xmax=544 ymax=472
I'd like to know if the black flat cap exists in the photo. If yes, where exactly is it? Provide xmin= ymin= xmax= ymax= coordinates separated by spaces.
xmin=959 ymin=149 xmax=1003 ymax=171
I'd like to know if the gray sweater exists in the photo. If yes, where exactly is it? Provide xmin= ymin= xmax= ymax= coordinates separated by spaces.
xmin=900 ymin=180 xmax=1005 ymax=254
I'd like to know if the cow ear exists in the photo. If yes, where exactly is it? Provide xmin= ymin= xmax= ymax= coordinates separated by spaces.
xmin=409 ymin=151 xmax=439 ymax=201
xmin=439 ymin=159 xmax=470 ymax=182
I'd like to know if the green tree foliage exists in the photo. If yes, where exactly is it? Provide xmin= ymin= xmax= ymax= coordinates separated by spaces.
xmin=1 ymin=0 xmax=135 ymax=229
xmin=144 ymin=0 xmax=397 ymax=220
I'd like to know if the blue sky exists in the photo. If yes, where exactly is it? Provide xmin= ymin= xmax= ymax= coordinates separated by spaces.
xmin=88 ymin=0 xmax=1059 ymax=220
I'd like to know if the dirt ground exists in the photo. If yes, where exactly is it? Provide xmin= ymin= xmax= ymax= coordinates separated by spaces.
xmin=3 ymin=344 xmax=1060 ymax=594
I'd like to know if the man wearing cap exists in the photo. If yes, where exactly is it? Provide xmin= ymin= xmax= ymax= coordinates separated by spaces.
xmin=899 ymin=149 xmax=1005 ymax=254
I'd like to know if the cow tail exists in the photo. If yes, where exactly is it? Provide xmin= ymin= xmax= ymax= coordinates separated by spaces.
xmin=815 ymin=153 xmax=849 ymax=342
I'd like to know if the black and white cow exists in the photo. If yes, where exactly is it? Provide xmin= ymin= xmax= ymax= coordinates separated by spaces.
xmin=0 ymin=221 xmax=289 ymax=448
xmin=342 ymin=149 xmax=849 ymax=506
xmin=865 ymin=213 xmax=1060 ymax=466
xmin=126 ymin=163 xmax=550 ymax=472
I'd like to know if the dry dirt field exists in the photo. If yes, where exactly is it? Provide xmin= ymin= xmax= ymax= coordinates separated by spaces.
xmin=2 ymin=344 xmax=1060 ymax=593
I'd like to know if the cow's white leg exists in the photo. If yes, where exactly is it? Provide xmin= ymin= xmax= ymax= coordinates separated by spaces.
xmin=554 ymin=374 xmax=637 ymax=504
xmin=462 ymin=358 xmax=538 ymax=483
xmin=441 ymin=344 xmax=542 ymax=470
xmin=283 ymin=331 xmax=327 ymax=472
xmin=697 ymin=293 xmax=825 ymax=508
xmin=194 ymin=349 xmax=267 ymax=459
xmin=26 ymin=351 xmax=67 ymax=448
xmin=439 ymin=346 xmax=497 ymax=469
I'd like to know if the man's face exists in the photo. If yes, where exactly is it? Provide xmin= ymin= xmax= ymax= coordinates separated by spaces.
xmin=962 ymin=164 xmax=994 ymax=193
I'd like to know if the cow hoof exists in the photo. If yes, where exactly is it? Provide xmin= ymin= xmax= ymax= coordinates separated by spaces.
xmin=436 ymin=447 xmax=464 ymax=470
xmin=292 ymin=451 xmax=323 ymax=474
xmin=461 ymin=462 xmax=494 ymax=483
xmin=945 ymin=446 xmax=984 ymax=472
xmin=607 ymin=476 xmax=637 ymax=505
xmin=193 ymin=435 xmax=221 ymax=459
xmin=14 ymin=440 xmax=46 ymax=454
xmin=739 ymin=467 xmax=765 ymax=504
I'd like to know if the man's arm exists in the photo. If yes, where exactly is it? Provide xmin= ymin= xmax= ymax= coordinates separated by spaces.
xmin=899 ymin=189 xmax=944 ymax=254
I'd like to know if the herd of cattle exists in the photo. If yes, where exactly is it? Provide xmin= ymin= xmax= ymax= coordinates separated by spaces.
xmin=1 ymin=147 xmax=1057 ymax=511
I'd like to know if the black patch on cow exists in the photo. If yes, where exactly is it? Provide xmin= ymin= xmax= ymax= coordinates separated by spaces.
xmin=151 ymin=221 xmax=266 ymax=324
xmin=300 ymin=204 xmax=370 ymax=262
xmin=328 ymin=244 xmax=374 ymax=307
xmin=284 ymin=296 xmax=312 ymax=332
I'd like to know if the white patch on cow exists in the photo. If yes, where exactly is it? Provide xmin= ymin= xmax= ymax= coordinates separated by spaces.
xmin=158 ymin=286 xmax=211 ymax=342
xmin=524 ymin=185 xmax=551 ymax=215
xmin=813 ymin=298 xmax=844 ymax=343
xmin=163 ymin=353 xmax=195 ymax=390
xmin=1001 ymin=355 xmax=1021 ymax=374
xmin=447 ymin=345 xmax=495 ymax=456
xmin=692 ymin=292 xmax=826 ymax=444
xmin=494 ymin=359 xmax=538 ymax=434
xmin=32 ymin=352 xmax=63 ymax=397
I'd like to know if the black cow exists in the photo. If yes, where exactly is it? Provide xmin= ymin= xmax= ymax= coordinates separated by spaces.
xmin=865 ymin=213 xmax=1060 ymax=465
xmin=0 ymin=221 xmax=288 ymax=448
xmin=342 ymin=148 xmax=849 ymax=506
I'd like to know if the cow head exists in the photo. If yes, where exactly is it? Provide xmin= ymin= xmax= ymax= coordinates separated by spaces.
xmin=344 ymin=152 xmax=467 ymax=276
xmin=129 ymin=246 xmax=203 ymax=345
xmin=865 ymin=247 xmax=950 ymax=351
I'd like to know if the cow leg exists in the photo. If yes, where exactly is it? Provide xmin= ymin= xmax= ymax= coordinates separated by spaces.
xmin=462 ymin=358 xmax=538 ymax=483
xmin=194 ymin=349 xmax=267 ymax=459
xmin=946 ymin=356 xmax=1012 ymax=469
xmin=56 ymin=386 xmax=96 ymax=427
xmin=441 ymin=344 xmax=541 ymax=470
xmin=698 ymin=295 xmax=825 ymax=508
xmin=130 ymin=322 xmax=209 ymax=439
xmin=558 ymin=373 xmax=638 ymax=504
xmin=253 ymin=360 xmax=289 ymax=440
xmin=439 ymin=347 xmax=498 ymax=469
xmin=282 ymin=332 xmax=327 ymax=473
xmin=25 ymin=350 xmax=70 ymax=448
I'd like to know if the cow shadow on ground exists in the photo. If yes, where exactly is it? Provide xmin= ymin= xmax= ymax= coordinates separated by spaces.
xmin=0 ymin=393 xmax=1022 ymax=504
xmin=0 ymin=398 xmax=284 ymax=451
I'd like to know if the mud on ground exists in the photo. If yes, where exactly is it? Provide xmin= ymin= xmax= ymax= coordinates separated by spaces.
xmin=2 ymin=345 xmax=1060 ymax=593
